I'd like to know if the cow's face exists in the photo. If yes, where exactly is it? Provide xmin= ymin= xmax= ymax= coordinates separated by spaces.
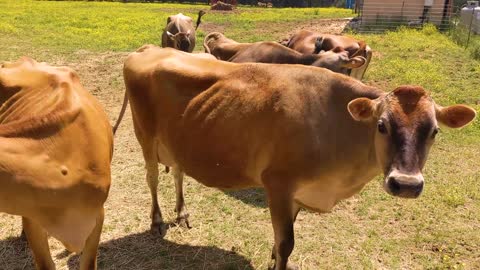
xmin=348 ymin=86 xmax=476 ymax=198
xmin=167 ymin=30 xmax=192 ymax=52
xmin=314 ymin=47 xmax=365 ymax=75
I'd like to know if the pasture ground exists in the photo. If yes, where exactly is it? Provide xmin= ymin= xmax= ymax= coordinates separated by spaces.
xmin=0 ymin=1 xmax=479 ymax=269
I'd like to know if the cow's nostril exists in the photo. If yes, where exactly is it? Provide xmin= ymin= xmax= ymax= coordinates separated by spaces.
xmin=388 ymin=177 xmax=401 ymax=195
xmin=414 ymin=181 xmax=424 ymax=196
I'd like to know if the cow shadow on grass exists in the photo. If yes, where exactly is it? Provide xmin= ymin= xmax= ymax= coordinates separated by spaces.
xmin=222 ymin=188 xmax=268 ymax=208
xmin=0 ymin=235 xmax=34 ymax=269
xmin=67 ymin=230 xmax=254 ymax=270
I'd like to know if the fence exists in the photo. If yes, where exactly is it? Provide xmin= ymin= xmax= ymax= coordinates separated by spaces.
xmin=352 ymin=0 xmax=480 ymax=58
xmin=354 ymin=1 xmax=454 ymax=32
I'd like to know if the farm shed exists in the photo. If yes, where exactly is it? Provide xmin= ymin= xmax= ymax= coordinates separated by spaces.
xmin=358 ymin=0 xmax=453 ymax=27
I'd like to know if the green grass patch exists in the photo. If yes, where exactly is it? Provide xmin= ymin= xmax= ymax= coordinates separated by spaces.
xmin=0 ymin=0 xmax=352 ymax=52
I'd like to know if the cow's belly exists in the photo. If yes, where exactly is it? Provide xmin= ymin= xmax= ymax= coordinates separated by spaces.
xmin=181 ymin=161 xmax=262 ymax=189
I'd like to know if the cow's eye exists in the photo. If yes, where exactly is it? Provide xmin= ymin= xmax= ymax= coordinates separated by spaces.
xmin=431 ymin=127 xmax=439 ymax=139
xmin=377 ymin=120 xmax=387 ymax=134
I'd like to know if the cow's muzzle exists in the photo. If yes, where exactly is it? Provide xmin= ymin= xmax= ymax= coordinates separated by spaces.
xmin=384 ymin=170 xmax=424 ymax=198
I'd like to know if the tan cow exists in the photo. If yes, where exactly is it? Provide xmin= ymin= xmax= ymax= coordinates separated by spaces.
xmin=204 ymin=32 xmax=366 ymax=76
xmin=0 ymin=57 xmax=113 ymax=270
xmin=284 ymin=30 xmax=373 ymax=80
xmin=114 ymin=46 xmax=475 ymax=270
xmin=161 ymin=11 xmax=206 ymax=53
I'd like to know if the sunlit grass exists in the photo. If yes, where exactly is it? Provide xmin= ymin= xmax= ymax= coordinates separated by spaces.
xmin=0 ymin=0 xmax=352 ymax=52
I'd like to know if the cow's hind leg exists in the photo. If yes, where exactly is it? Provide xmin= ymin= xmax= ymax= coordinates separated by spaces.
xmin=79 ymin=208 xmax=104 ymax=270
xmin=146 ymin=160 xmax=168 ymax=237
xmin=22 ymin=217 xmax=55 ymax=270
xmin=172 ymin=166 xmax=190 ymax=228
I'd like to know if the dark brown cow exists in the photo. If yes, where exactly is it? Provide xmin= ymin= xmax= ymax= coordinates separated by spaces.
xmin=114 ymin=46 xmax=475 ymax=270
xmin=284 ymin=30 xmax=373 ymax=80
xmin=0 ymin=57 xmax=113 ymax=270
xmin=161 ymin=11 xmax=205 ymax=53
xmin=204 ymin=32 xmax=366 ymax=76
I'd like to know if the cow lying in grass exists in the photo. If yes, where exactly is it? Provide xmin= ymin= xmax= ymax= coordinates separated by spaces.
xmin=283 ymin=30 xmax=373 ymax=80
xmin=114 ymin=45 xmax=476 ymax=270
xmin=203 ymin=32 xmax=366 ymax=77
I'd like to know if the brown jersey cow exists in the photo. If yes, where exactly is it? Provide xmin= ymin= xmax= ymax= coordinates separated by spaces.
xmin=0 ymin=57 xmax=113 ymax=270
xmin=114 ymin=46 xmax=475 ymax=270
xmin=285 ymin=30 xmax=373 ymax=80
xmin=204 ymin=32 xmax=366 ymax=76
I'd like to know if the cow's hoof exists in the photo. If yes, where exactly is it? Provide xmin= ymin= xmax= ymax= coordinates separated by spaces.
xmin=150 ymin=222 xmax=168 ymax=238
xmin=175 ymin=216 xmax=191 ymax=229
xmin=268 ymin=262 xmax=299 ymax=270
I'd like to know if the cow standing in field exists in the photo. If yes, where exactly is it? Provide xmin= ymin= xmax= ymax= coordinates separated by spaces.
xmin=203 ymin=32 xmax=366 ymax=76
xmin=0 ymin=57 xmax=113 ymax=270
xmin=284 ymin=30 xmax=373 ymax=80
xmin=161 ymin=11 xmax=205 ymax=53
xmin=114 ymin=46 xmax=475 ymax=270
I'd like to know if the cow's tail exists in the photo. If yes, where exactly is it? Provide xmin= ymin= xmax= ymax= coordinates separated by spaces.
xmin=112 ymin=89 xmax=128 ymax=135
xmin=195 ymin=10 xmax=206 ymax=30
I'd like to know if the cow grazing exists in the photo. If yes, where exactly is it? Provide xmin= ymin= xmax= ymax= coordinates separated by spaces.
xmin=203 ymin=32 xmax=366 ymax=76
xmin=161 ymin=11 xmax=206 ymax=53
xmin=114 ymin=46 xmax=476 ymax=270
xmin=284 ymin=30 xmax=373 ymax=80
xmin=0 ymin=57 xmax=113 ymax=269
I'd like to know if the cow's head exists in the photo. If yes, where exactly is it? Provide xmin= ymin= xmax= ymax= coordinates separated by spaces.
xmin=313 ymin=47 xmax=366 ymax=75
xmin=348 ymin=86 xmax=476 ymax=198
xmin=166 ymin=30 xmax=192 ymax=52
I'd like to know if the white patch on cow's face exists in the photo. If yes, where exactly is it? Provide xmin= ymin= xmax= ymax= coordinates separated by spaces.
xmin=167 ymin=31 xmax=175 ymax=40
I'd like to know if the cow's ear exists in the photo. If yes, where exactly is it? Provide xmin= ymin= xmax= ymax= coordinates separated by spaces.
xmin=436 ymin=104 xmax=476 ymax=128
xmin=343 ymin=56 xmax=366 ymax=69
xmin=167 ymin=31 xmax=175 ymax=40
xmin=348 ymin=97 xmax=376 ymax=121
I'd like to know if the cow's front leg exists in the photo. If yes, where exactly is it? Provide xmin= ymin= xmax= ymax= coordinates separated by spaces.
xmin=172 ymin=166 xmax=190 ymax=228
xmin=270 ymin=203 xmax=301 ymax=270
xmin=264 ymin=178 xmax=300 ymax=270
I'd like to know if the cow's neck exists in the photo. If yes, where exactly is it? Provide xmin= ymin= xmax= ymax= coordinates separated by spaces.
xmin=297 ymin=54 xmax=319 ymax=65
xmin=292 ymin=80 xmax=383 ymax=212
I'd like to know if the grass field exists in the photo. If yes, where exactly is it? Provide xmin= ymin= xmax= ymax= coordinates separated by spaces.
xmin=1 ymin=1 xmax=480 ymax=269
